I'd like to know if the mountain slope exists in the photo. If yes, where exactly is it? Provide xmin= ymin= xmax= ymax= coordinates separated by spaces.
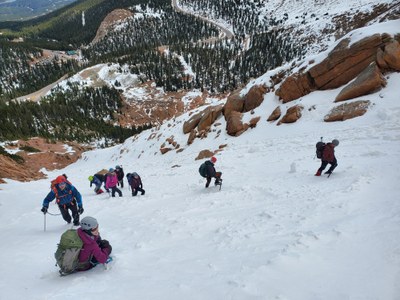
xmin=0 ymin=19 xmax=399 ymax=299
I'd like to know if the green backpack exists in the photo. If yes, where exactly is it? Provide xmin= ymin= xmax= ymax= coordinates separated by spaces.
xmin=54 ymin=229 xmax=83 ymax=276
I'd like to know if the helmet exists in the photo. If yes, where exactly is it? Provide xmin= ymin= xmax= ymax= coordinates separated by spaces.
xmin=210 ymin=156 xmax=217 ymax=163
xmin=80 ymin=216 xmax=98 ymax=231
xmin=115 ymin=165 xmax=120 ymax=169
xmin=88 ymin=175 xmax=93 ymax=181
xmin=332 ymin=139 xmax=339 ymax=146
xmin=109 ymin=168 xmax=114 ymax=172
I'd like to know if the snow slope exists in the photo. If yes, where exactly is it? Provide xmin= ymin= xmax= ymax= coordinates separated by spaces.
xmin=0 ymin=21 xmax=400 ymax=300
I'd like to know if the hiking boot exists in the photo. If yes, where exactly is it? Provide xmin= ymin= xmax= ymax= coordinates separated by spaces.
xmin=324 ymin=170 xmax=332 ymax=175
xmin=315 ymin=170 xmax=322 ymax=176
xmin=141 ymin=191 xmax=145 ymax=195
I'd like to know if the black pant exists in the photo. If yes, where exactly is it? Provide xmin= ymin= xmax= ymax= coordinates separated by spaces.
xmin=132 ymin=187 xmax=145 ymax=196
xmin=111 ymin=186 xmax=122 ymax=197
xmin=59 ymin=202 xmax=79 ymax=225
xmin=117 ymin=179 xmax=124 ymax=188
xmin=318 ymin=158 xmax=338 ymax=173
xmin=205 ymin=172 xmax=222 ymax=188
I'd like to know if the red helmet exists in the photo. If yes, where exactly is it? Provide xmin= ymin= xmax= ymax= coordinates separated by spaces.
xmin=210 ymin=156 xmax=217 ymax=163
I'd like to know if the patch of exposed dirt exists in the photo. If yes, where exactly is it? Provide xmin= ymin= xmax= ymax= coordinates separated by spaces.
xmin=0 ymin=138 xmax=91 ymax=184
xmin=91 ymin=9 xmax=134 ymax=44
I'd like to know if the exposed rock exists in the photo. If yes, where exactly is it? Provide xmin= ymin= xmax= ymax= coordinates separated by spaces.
xmin=0 ymin=138 xmax=88 ymax=183
xmin=310 ymin=34 xmax=384 ymax=90
xmin=376 ymin=48 xmax=390 ymax=70
xmin=183 ymin=110 xmax=203 ymax=134
xmin=275 ymin=72 xmax=314 ymax=103
xmin=223 ymin=89 xmax=244 ymax=120
xmin=382 ymin=39 xmax=400 ymax=71
xmin=243 ymin=85 xmax=268 ymax=112
xmin=277 ymin=105 xmax=304 ymax=125
xmin=267 ymin=106 xmax=282 ymax=121
xmin=183 ymin=105 xmax=223 ymax=134
xmin=226 ymin=111 xmax=244 ymax=136
xmin=324 ymin=100 xmax=371 ymax=122
xmin=160 ymin=147 xmax=173 ymax=154
xmin=335 ymin=62 xmax=386 ymax=102
xmin=197 ymin=105 xmax=224 ymax=131
xmin=248 ymin=116 xmax=261 ymax=128
xmin=195 ymin=149 xmax=214 ymax=160
xmin=276 ymin=34 xmax=388 ymax=102
xmin=187 ymin=129 xmax=197 ymax=145
xmin=92 ymin=9 xmax=133 ymax=44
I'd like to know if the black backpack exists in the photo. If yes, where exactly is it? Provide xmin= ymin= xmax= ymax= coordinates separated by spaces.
xmin=199 ymin=163 xmax=207 ymax=177
xmin=316 ymin=141 xmax=326 ymax=159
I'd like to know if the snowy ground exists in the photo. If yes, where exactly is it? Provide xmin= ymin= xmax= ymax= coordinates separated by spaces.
xmin=1 ymin=22 xmax=400 ymax=300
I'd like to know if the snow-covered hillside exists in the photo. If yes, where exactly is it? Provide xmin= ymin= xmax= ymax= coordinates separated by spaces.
xmin=0 ymin=17 xmax=400 ymax=300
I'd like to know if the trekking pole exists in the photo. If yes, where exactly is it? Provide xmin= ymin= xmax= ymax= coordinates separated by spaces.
xmin=44 ymin=213 xmax=46 ymax=232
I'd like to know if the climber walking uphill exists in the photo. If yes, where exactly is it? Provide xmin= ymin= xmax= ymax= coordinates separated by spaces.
xmin=126 ymin=172 xmax=145 ymax=196
xmin=41 ymin=175 xmax=84 ymax=226
xmin=199 ymin=156 xmax=222 ymax=188
xmin=115 ymin=165 xmax=124 ymax=188
xmin=315 ymin=139 xmax=339 ymax=176
xmin=88 ymin=173 xmax=105 ymax=194
xmin=105 ymin=168 xmax=122 ymax=197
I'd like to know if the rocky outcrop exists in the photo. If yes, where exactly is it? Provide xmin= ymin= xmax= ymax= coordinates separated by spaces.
xmin=183 ymin=105 xmax=223 ymax=134
xmin=0 ymin=138 xmax=89 ymax=183
xmin=243 ymin=85 xmax=268 ymax=112
xmin=335 ymin=62 xmax=386 ymax=102
xmin=324 ymin=100 xmax=371 ymax=122
xmin=277 ymin=105 xmax=304 ymax=125
xmin=275 ymin=33 xmax=395 ymax=103
xmin=226 ymin=111 xmax=245 ymax=136
xmin=224 ymin=90 xmax=245 ymax=120
xmin=267 ymin=106 xmax=282 ymax=122
xmin=382 ymin=40 xmax=400 ymax=71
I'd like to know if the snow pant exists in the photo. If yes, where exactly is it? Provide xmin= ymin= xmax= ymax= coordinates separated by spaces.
xmin=118 ymin=179 xmax=124 ymax=188
xmin=110 ymin=186 xmax=122 ymax=197
xmin=58 ymin=201 xmax=79 ymax=225
xmin=206 ymin=172 xmax=222 ymax=188
xmin=94 ymin=183 xmax=102 ymax=194
xmin=132 ymin=187 xmax=145 ymax=196
xmin=318 ymin=158 xmax=338 ymax=173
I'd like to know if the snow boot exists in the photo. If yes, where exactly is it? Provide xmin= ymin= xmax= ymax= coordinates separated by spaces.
xmin=315 ymin=170 xmax=322 ymax=176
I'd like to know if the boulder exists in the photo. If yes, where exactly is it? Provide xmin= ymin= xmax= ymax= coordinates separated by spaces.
xmin=195 ymin=149 xmax=214 ymax=160
xmin=275 ymin=72 xmax=313 ymax=103
xmin=243 ymin=85 xmax=268 ymax=112
xmin=197 ymin=105 xmax=224 ymax=131
xmin=224 ymin=89 xmax=244 ymax=120
xmin=382 ymin=40 xmax=400 ymax=71
xmin=277 ymin=105 xmax=304 ymax=125
xmin=267 ymin=106 xmax=281 ymax=121
xmin=248 ymin=116 xmax=261 ymax=128
xmin=226 ymin=111 xmax=244 ymax=136
xmin=187 ymin=129 xmax=197 ymax=145
xmin=160 ymin=147 xmax=173 ymax=154
xmin=309 ymin=34 xmax=384 ymax=90
xmin=335 ymin=62 xmax=386 ymax=102
xmin=324 ymin=100 xmax=371 ymax=122
xmin=183 ymin=110 xmax=203 ymax=134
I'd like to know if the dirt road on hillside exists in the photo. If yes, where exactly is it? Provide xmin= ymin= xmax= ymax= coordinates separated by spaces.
xmin=171 ymin=0 xmax=234 ymax=41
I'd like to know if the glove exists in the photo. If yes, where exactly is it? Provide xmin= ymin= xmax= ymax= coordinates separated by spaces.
xmin=99 ymin=240 xmax=110 ymax=248
xmin=41 ymin=207 xmax=48 ymax=214
xmin=78 ymin=207 xmax=84 ymax=214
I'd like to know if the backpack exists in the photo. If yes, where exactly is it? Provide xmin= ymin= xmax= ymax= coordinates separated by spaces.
xmin=199 ymin=163 xmax=207 ymax=178
xmin=316 ymin=141 xmax=326 ymax=159
xmin=54 ymin=229 xmax=83 ymax=276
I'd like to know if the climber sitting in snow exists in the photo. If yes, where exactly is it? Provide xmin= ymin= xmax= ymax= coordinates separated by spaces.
xmin=76 ymin=216 xmax=112 ymax=271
